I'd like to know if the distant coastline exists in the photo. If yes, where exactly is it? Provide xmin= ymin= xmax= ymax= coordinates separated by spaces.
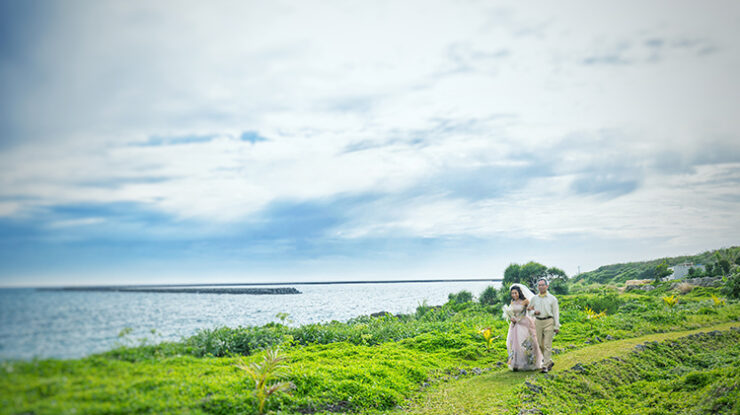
xmin=38 ymin=286 xmax=303 ymax=295
xmin=29 ymin=278 xmax=502 ymax=294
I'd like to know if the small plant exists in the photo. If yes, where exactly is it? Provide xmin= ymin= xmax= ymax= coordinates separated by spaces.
xmin=118 ymin=327 xmax=133 ymax=338
xmin=584 ymin=306 xmax=606 ymax=320
xmin=710 ymin=294 xmax=726 ymax=307
xmin=275 ymin=312 xmax=293 ymax=324
xmin=662 ymin=295 xmax=679 ymax=308
xmin=236 ymin=347 xmax=295 ymax=414
xmin=477 ymin=327 xmax=498 ymax=351
xmin=677 ymin=282 xmax=693 ymax=294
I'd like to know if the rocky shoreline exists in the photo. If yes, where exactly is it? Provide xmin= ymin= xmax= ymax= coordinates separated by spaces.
xmin=40 ymin=286 xmax=302 ymax=295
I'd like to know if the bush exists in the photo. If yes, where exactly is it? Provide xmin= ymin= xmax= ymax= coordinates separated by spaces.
xmin=448 ymin=290 xmax=473 ymax=304
xmin=722 ymin=271 xmax=740 ymax=300
xmin=549 ymin=279 xmax=570 ymax=295
xmin=564 ymin=292 xmax=625 ymax=315
xmin=677 ymin=282 xmax=694 ymax=294
xmin=478 ymin=286 xmax=499 ymax=306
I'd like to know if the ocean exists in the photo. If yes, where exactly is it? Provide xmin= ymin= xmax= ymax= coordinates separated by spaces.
xmin=0 ymin=280 xmax=498 ymax=360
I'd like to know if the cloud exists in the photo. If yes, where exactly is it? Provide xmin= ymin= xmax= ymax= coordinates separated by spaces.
xmin=1 ymin=1 xmax=740 ymax=283
xmin=570 ymin=175 xmax=640 ymax=198
xmin=136 ymin=134 xmax=218 ymax=147
xmin=240 ymin=131 xmax=268 ymax=144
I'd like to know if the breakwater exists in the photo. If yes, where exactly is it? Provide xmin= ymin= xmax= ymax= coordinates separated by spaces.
xmin=40 ymin=286 xmax=301 ymax=295
xmin=2 ymin=280 xmax=497 ymax=359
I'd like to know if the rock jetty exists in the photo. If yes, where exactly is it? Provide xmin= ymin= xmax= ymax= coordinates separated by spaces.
xmin=41 ymin=286 xmax=302 ymax=295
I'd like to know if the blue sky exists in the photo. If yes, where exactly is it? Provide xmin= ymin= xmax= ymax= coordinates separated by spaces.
xmin=1 ymin=1 xmax=739 ymax=286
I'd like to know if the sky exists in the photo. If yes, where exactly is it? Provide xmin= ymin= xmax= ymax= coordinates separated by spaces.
xmin=1 ymin=1 xmax=739 ymax=287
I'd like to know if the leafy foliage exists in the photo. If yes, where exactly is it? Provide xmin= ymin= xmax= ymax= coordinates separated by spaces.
xmin=478 ymin=285 xmax=499 ymax=306
xmin=477 ymin=327 xmax=498 ymax=351
xmin=584 ymin=306 xmax=606 ymax=319
xmin=447 ymin=290 xmax=473 ymax=304
xmin=654 ymin=260 xmax=674 ymax=283
xmin=711 ymin=294 xmax=726 ymax=306
xmin=574 ymin=246 xmax=740 ymax=285
xmin=235 ymin=347 xmax=294 ymax=414
xmin=3 ymin=285 xmax=740 ymax=414
xmin=663 ymin=294 xmax=679 ymax=308
xmin=514 ymin=329 xmax=740 ymax=415
xmin=503 ymin=261 xmax=569 ymax=290
xmin=722 ymin=270 xmax=740 ymax=300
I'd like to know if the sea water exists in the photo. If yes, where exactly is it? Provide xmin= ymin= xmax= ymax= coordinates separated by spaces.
xmin=0 ymin=281 xmax=498 ymax=360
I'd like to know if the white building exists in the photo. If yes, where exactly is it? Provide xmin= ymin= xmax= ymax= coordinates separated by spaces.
xmin=666 ymin=263 xmax=706 ymax=280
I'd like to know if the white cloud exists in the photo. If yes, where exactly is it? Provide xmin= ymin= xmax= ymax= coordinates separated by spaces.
xmin=1 ymin=0 xmax=739 ymax=253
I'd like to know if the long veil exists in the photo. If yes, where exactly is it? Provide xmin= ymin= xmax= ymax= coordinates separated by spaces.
xmin=502 ymin=283 xmax=536 ymax=321
xmin=510 ymin=283 xmax=536 ymax=301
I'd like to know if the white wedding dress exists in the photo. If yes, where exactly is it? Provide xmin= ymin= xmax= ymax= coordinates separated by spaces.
xmin=503 ymin=284 xmax=543 ymax=371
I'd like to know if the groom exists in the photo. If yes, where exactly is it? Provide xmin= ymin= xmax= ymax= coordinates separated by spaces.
xmin=528 ymin=278 xmax=560 ymax=373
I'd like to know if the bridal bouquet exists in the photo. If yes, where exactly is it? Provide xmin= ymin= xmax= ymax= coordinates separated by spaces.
xmin=502 ymin=304 xmax=517 ymax=322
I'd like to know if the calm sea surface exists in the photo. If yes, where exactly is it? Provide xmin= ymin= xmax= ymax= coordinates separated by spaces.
xmin=0 ymin=281 xmax=498 ymax=360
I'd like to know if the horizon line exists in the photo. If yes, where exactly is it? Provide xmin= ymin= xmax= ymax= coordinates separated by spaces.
xmin=4 ymin=278 xmax=502 ymax=290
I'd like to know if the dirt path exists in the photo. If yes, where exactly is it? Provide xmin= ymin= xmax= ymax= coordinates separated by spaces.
xmin=389 ymin=321 xmax=740 ymax=415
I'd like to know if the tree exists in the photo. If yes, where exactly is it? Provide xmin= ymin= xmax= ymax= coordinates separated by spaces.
xmin=549 ymin=278 xmax=569 ymax=295
xmin=717 ymin=259 xmax=731 ymax=276
xmin=503 ymin=262 xmax=569 ymax=292
xmin=503 ymin=264 xmax=521 ymax=285
xmin=478 ymin=286 xmax=499 ymax=306
xmin=520 ymin=261 xmax=548 ymax=289
xmin=546 ymin=266 xmax=568 ymax=282
xmin=713 ymin=249 xmax=740 ymax=276
xmin=722 ymin=271 xmax=740 ymax=300
xmin=654 ymin=260 xmax=673 ymax=284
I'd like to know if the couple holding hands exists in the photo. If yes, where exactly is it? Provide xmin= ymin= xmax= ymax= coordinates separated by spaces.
xmin=503 ymin=278 xmax=560 ymax=373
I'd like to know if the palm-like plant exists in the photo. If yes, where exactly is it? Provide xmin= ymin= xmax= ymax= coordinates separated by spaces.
xmin=662 ymin=295 xmax=679 ymax=308
xmin=236 ymin=347 xmax=295 ymax=414
xmin=710 ymin=294 xmax=726 ymax=307
xmin=584 ymin=306 xmax=606 ymax=319
xmin=477 ymin=327 xmax=498 ymax=351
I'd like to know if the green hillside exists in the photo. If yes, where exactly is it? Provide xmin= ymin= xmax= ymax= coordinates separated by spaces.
xmin=572 ymin=246 xmax=740 ymax=285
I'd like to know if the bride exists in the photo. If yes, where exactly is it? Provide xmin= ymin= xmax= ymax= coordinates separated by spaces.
xmin=502 ymin=283 xmax=543 ymax=371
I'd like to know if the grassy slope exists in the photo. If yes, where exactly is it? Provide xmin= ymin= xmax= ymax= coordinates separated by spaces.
xmin=2 ymin=288 xmax=738 ymax=415
xmin=573 ymin=246 xmax=739 ymax=284
xmin=391 ymin=321 xmax=740 ymax=415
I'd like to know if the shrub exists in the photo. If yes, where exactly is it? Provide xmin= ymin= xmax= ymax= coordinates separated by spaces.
xmin=549 ymin=278 xmax=570 ymax=295
xmin=478 ymin=286 xmax=499 ymax=306
xmin=710 ymin=294 xmax=726 ymax=307
xmin=722 ymin=271 xmax=740 ymax=300
xmin=448 ymin=290 xmax=473 ymax=304
xmin=236 ymin=347 xmax=294 ymax=414
xmin=565 ymin=292 xmax=624 ymax=315
xmin=663 ymin=295 xmax=679 ymax=308
xmin=677 ymin=282 xmax=693 ymax=294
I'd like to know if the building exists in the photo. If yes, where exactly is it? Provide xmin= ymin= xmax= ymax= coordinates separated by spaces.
xmin=666 ymin=263 xmax=706 ymax=280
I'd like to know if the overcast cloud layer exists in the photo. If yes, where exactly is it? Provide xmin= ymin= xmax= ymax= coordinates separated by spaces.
xmin=1 ymin=1 xmax=739 ymax=286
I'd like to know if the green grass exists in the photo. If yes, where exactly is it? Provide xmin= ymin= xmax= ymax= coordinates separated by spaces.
xmin=513 ymin=327 xmax=740 ymax=415
xmin=2 ymin=287 xmax=739 ymax=415
xmin=388 ymin=322 xmax=740 ymax=415
xmin=572 ymin=246 xmax=739 ymax=285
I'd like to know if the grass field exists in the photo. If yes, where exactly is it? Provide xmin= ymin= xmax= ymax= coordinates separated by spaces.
xmin=2 ymin=283 xmax=739 ymax=415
